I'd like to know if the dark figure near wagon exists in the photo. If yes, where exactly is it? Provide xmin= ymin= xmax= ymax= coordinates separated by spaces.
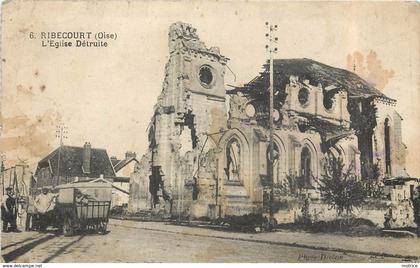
xmin=1 ymin=187 xmax=21 ymax=232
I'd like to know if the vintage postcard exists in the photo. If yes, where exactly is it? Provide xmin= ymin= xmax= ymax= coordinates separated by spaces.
xmin=0 ymin=0 xmax=419 ymax=264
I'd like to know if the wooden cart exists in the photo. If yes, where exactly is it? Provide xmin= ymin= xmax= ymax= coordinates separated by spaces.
xmin=56 ymin=181 xmax=112 ymax=236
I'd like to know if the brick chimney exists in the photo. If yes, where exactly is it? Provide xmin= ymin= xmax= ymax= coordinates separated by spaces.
xmin=125 ymin=151 xmax=136 ymax=159
xmin=82 ymin=142 xmax=91 ymax=174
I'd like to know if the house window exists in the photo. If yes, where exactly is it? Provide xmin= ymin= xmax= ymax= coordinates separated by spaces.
xmin=301 ymin=147 xmax=312 ymax=187
xmin=384 ymin=118 xmax=392 ymax=175
xmin=225 ymin=138 xmax=240 ymax=181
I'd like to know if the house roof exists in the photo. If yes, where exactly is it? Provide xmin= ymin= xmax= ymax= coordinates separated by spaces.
xmin=241 ymin=58 xmax=392 ymax=100
xmin=113 ymin=176 xmax=130 ymax=183
xmin=112 ymin=156 xmax=139 ymax=173
xmin=35 ymin=145 xmax=116 ymax=178
xmin=110 ymin=158 xmax=120 ymax=167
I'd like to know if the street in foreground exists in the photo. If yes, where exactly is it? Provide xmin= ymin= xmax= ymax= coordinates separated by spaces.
xmin=1 ymin=219 xmax=416 ymax=263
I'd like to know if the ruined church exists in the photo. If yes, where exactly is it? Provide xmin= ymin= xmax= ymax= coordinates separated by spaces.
xmin=129 ymin=22 xmax=408 ymax=222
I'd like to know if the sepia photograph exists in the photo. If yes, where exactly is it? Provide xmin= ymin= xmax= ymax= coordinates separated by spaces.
xmin=0 ymin=0 xmax=419 ymax=265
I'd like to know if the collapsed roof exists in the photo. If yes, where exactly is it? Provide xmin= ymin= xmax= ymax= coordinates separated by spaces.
xmin=237 ymin=58 xmax=392 ymax=100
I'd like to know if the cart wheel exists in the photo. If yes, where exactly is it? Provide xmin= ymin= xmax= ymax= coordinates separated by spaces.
xmin=98 ymin=222 xmax=107 ymax=235
xmin=63 ymin=215 xmax=74 ymax=237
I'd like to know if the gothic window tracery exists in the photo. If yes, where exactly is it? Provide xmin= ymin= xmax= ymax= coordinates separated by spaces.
xmin=267 ymin=143 xmax=280 ymax=184
xmin=300 ymin=146 xmax=312 ymax=187
xmin=199 ymin=65 xmax=214 ymax=88
xmin=298 ymin=88 xmax=310 ymax=106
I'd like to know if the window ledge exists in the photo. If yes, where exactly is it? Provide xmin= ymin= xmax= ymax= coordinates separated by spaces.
xmin=224 ymin=180 xmax=243 ymax=186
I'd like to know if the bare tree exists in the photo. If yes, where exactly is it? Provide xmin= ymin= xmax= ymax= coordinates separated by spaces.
xmin=319 ymin=157 xmax=366 ymax=217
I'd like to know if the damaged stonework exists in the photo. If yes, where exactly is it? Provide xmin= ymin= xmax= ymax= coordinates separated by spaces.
xmin=130 ymin=23 xmax=411 ymax=224
xmin=128 ymin=152 xmax=151 ymax=212
xmin=132 ymin=22 xmax=229 ymax=217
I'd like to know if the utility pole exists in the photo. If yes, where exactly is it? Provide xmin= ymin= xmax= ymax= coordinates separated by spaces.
xmin=1 ymin=153 xmax=5 ymax=195
xmin=55 ymin=123 xmax=68 ymax=187
xmin=265 ymin=22 xmax=278 ymax=226
xmin=16 ymin=157 xmax=29 ymax=197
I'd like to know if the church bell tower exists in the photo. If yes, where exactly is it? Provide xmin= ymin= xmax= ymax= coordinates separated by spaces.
xmin=149 ymin=22 xmax=229 ymax=215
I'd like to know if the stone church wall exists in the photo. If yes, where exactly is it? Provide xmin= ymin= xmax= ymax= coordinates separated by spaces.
xmin=128 ymin=22 xmax=411 ymax=224
xmin=373 ymin=98 xmax=408 ymax=178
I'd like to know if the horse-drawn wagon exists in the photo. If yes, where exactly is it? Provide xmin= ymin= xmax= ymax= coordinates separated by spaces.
xmin=27 ymin=180 xmax=112 ymax=236
xmin=56 ymin=181 xmax=112 ymax=236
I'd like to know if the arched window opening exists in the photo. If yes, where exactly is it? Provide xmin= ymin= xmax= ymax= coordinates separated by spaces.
xmin=348 ymin=147 xmax=358 ymax=174
xmin=225 ymin=138 xmax=241 ymax=181
xmin=301 ymin=147 xmax=312 ymax=187
xmin=267 ymin=143 xmax=280 ymax=184
xmin=384 ymin=118 xmax=392 ymax=175
xmin=323 ymin=90 xmax=336 ymax=110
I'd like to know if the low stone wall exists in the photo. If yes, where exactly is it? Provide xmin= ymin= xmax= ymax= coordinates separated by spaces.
xmin=384 ymin=199 xmax=417 ymax=229
xmin=308 ymin=200 xmax=389 ymax=228
xmin=273 ymin=196 xmax=416 ymax=228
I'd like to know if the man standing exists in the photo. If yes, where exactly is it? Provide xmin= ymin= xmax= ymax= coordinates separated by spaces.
xmin=34 ymin=187 xmax=57 ymax=231
xmin=1 ymin=187 xmax=20 ymax=232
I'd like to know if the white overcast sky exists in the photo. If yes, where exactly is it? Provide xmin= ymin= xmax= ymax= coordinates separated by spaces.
xmin=1 ymin=1 xmax=419 ymax=176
